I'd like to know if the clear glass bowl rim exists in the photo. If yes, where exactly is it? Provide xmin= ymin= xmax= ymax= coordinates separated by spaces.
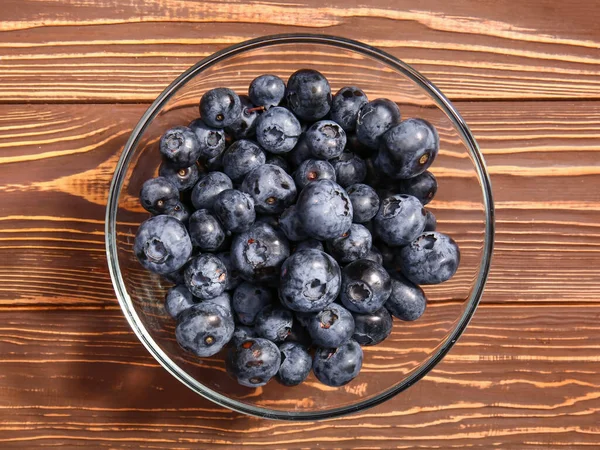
xmin=105 ymin=33 xmax=495 ymax=421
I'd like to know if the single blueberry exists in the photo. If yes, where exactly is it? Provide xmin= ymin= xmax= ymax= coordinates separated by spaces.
xmin=330 ymin=86 xmax=369 ymax=131
xmin=199 ymin=87 xmax=242 ymax=128
xmin=397 ymin=170 xmax=437 ymax=205
xmin=279 ymin=249 xmax=341 ymax=312
xmin=293 ymin=159 xmax=336 ymax=190
xmin=385 ymin=274 xmax=427 ymax=321
xmin=255 ymin=106 xmax=301 ymax=154
xmin=225 ymin=95 xmax=260 ymax=140
xmin=159 ymin=126 xmax=201 ymax=168
xmin=221 ymin=139 xmax=266 ymax=183
xmin=232 ymin=281 xmax=273 ymax=325
xmin=189 ymin=118 xmax=226 ymax=160
xmin=312 ymin=339 xmax=363 ymax=387
xmin=285 ymin=69 xmax=332 ymax=121
xmin=190 ymin=171 xmax=233 ymax=210
xmin=226 ymin=338 xmax=281 ymax=387
xmin=159 ymin=162 xmax=201 ymax=192
xmin=254 ymin=305 xmax=294 ymax=343
xmin=279 ymin=205 xmax=309 ymax=241
xmin=307 ymin=303 xmax=355 ymax=348
xmin=176 ymin=302 xmax=234 ymax=357
xmin=215 ymin=252 xmax=242 ymax=291
xmin=379 ymin=118 xmax=439 ymax=179
xmin=356 ymin=99 xmax=401 ymax=149
xmin=330 ymin=151 xmax=366 ymax=187
xmin=134 ymin=215 xmax=192 ymax=275
xmin=184 ymin=254 xmax=228 ymax=299
xmin=326 ymin=223 xmax=372 ymax=264
xmin=139 ymin=177 xmax=180 ymax=215
xmin=424 ymin=209 xmax=437 ymax=231
xmin=188 ymin=209 xmax=225 ymax=251
xmin=248 ymin=74 xmax=286 ymax=109
xmin=352 ymin=307 xmax=393 ymax=346
xmin=241 ymin=164 xmax=297 ymax=215
xmin=340 ymin=259 xmax=392 ymax=314
xmin=374 ymin=194 xmax=427 ymax=247
xmin=230 ymin=222 xmax=290 ymax=284
xmin=398 ymin=232 xmax=460 ymax=285
xmin=277 ymin=341 xmax=312 ymax=386
xmin=306 ymin=120 xmax=346 ymax=160
xmin=165 ymin=284 xmax=196 ymax=319
xmin=296 ymin=179 xmax=353 ymax=240
xmin=346 ymin=183 xmax=380 ymax=223
xmin=213 ymin=189 xmax=256 ymax=233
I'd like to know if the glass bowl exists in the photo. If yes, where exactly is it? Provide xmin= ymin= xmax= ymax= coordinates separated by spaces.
xmin=106 ymin=34 xmax=494 ymax=420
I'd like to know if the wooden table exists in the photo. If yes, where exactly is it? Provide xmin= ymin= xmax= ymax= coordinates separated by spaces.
xmin=1 ymin=1 xmax=599 ymax=448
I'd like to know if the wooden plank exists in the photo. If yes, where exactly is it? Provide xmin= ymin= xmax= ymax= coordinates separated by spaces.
xmin=0 ymin=0 xmax=599 ymax=102
xmin=1 ymin=101 xmax=599 ymax=307
xmin=0 ymin=305 xmax=598 ymax=448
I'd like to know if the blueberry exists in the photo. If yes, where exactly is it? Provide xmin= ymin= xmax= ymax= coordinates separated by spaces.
xmin=312 ymin=339 xmax=363 ymax=387
xmin=277 ymin=342 xmax=312 ymax=386
xmin=255 ymin=106 xmax=301 ymax=154
xmin=279 ymin=205 xmax=308 ymax=241
xmin=265 ymin=155 xmax=290 ymax=173
xmin=188 ymin=209 xmax=225 ymax=251
xmin=159 ymin=162 xmax=200 ymax=192
xmin=397 ymin=170 xmax=437 ymax=205
xmin=330 ymin=86 xmax=369 ymax=131
xmin=293 ymin=159 xmax=336 ymax=189
xmin=231 ymin=325 xmax=256 ymax=347
xmin=424 ymin=209 xmax=437 ymax=231
xmin=294 ymin=239 xmax=324 ymax=253
xmin=232 ymin=282 xmax=273 ymax=325
xmin=296 ymin=179 xmax=353 ymax=240
xmin=230 ymin=222 xmax=290 ymax=283
xmin=215 ymin=252 xmax=242 ymax=291
xmin=285 ymin=69 xmax=332 ymax=121
xmin=330 ymin=151 xmax=366 ymax=187
xmin=199 ymin=87 xmax=242 ymax=128
xmin=374 ymin=194 xmax=427 ymax=247
xmin=398 ymin=232 xmax=460 ymax=284
xmin=346 ymin=183 xmax=380 ymax=223
xmin=176 ymin=302 xmax=234 ymax=357
xmin=346 ymin=132 xmax=373 ymax=159
xmin=226 ymin=338 xmax=281 ymax=387
xmin=306 ymin=120 xmax=346 ymax=160
xmin=364 ymin=245 xmax=384 ymax=265
xmin=164 ymin=201 xmax=191 ymax=224
xmin=159 ymin=126 xmax=201 ymax=168
xmin=279 ymin=249 xmax=341 ymax=312
xmin=134 ymin=215 xmax=192 ymax=275
xmin=189 ymin=118 xmax=226 ymax=160
xmin=287 ymin=135 xmax=312 ymax=168
xmin=213 ymin=189 xmax=256 ymax=233
xmin=184 ymin=254 xmax=228 ymax=299
xmin=165 ymin=284 xmax=196 ymax=319
xmin=221 ymin=139 xmax=266 ymax=183
xmin=386 ymin=274 xmax=427 ymax=321
xmin=326 ymin=223 xmax=372 ymax=264
xmin=249 ymin=74 xmax=286 ymax=109
xmin=139 ymin=177 xmax=179 ymax=215
xmin=307 ymin=303 xmax=355 ymax=348
xmin=379 ymin=119 xmax=439 ymax=179
xmin=241 ymin=164 xmax=297 ymax=214
xmin=254 ymin=305 xmax=294 ymax=343
xmin=352 ymin=307 xmax=393 ymax=346
xmin=225 ymin=95 xmax=260 ymax=140
xmin=190 ymin=171 xmax=233 ymax=210
xmin=356 ymin=99 xmax=401 ymax=149
xmin=340 ymin=259 xmax=392 ymax=313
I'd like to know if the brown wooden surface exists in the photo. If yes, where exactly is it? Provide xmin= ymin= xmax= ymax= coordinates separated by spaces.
xmin=1 ymin=0 xmax=599 ymax=448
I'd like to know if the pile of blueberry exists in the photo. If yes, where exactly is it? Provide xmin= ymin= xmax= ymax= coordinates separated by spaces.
xmin=134 ymin=69 xmax=460 ymax=388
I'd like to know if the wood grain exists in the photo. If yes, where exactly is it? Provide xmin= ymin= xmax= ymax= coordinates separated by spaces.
xmin=1 ymin=0 xmax=600 ymax=102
